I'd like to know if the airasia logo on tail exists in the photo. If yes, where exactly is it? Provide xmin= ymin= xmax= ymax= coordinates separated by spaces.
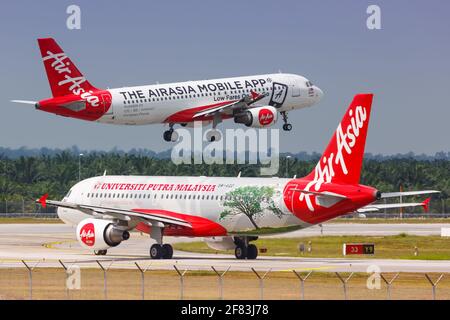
xmin=258 ymin=108 xmax=274 ymax=126
xmin=79 ymin=223 xmax=95 ymax=246
xmin=300 ymin=105 xmax=368 ymax=211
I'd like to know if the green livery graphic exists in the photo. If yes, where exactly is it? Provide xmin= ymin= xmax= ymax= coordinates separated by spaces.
xmin=219 ymin=186 xmax=285 ymax=229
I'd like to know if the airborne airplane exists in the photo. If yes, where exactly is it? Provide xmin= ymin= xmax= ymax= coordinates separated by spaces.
xmin=12 ymin=38 xmax=323 ymax=142
xmin=37 ymin=94 xmax=439 ymax=260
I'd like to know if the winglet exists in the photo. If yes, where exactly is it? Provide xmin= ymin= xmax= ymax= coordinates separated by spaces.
xmin=38 ymin=193 xmax=49 ymax=208
xmin=422 ymin=197 xmax=431 ymax=212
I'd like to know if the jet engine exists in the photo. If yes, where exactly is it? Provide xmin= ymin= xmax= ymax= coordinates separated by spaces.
xmin=234 ymin=106 xmax=278 ymax=128
xmin=76 ymin=218 xmax=130 ymax=250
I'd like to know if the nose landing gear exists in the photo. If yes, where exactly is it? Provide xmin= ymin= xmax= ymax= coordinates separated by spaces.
xmin=281 ymin=111 xmax=292 ymax=131
xmin=94 ymin=249 xmax=107 ymax=256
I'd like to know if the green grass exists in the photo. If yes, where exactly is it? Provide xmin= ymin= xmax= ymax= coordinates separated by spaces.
xmin=173 ymin=235 xmax=450 ymax=260
xmin=0 ymin=217 xmax=62 ymax=224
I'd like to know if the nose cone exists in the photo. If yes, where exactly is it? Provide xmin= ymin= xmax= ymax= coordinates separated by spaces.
xmin=314 ymin=86 xmax=324 ymax=101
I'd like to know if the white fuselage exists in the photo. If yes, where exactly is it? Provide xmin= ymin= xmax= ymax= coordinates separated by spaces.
xmin=58 ymin=175 xmax=310 ymax=235
xmin=99 ymin=73 xmax=322 ymax=125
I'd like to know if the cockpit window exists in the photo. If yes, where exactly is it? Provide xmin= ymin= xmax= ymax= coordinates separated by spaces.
xmin=305 ymin=81 xmax=314 ymax=88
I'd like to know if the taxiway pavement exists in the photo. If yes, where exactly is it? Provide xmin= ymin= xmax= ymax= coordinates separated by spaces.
xmin=1 ymin=223 xmax=450 ymax=272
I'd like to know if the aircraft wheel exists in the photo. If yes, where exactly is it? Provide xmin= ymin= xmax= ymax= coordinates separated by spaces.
xmin=235 ymin=245 xmax=247 ymax=260
xmin=150 ymin=244 xmax=163 ymax=259
xmin=94 ymin=249 xmax=107 ymax=256
xmin=162 ymin=244 xmax=173 ymax=259
xmin=163 ymin=130 xmax=172 ymax=142
xmin=247 ymin=244 xmax=258 ymax=260
xmin=282 ymin=124 xmax=292 ymax=131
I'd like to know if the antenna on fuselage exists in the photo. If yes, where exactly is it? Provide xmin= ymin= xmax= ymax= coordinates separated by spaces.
xmin=237 ymin=171 xmax=241 ymax=178
xmin=103 ymin=170 xmax=107 ymax=176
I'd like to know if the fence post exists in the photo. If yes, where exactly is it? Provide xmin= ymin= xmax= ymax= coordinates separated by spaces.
xmin=211 ymin=266 xmax=230 ymax=300
xmin=174 ymin=265 xmax=188 ymax=300
xmin=22 ymin=260 xmax=40 ymax=300
xmin=251 ymin=268 xmax=271 ymax=300
xmin=96 ymin=260 xmax=113 ymax=300
xmin=135 ymin=262 xmax=152 ymax=300
xmin=380 ymin=273 xmax=399 ymax=300
xmin=59 ymin=260 xmax=70 ymax=299
xmin=425 ymin=274 xmax=444 ymax=300
xmin=335 ymin=272 xmax=354 ymax=300
xmin=293 ymin=270 xmax=313 ymax=300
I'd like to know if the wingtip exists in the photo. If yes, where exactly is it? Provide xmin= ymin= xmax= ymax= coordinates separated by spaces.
xmin=422 ymin=197 xmax=431 ymax=212
xmin=38 ymin=193 xmax=49 ymax=208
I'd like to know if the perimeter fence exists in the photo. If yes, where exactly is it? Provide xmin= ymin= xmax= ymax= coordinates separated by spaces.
xmin=0 ymin=259 xmax=449 ymax=300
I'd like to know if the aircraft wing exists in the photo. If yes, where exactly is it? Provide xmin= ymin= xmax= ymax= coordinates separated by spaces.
xmin=193 ymin=90 xmax=268 ymax=118
xmin=357 ymin=198 xmax=431 ymax=213
xmin=38 ymin=195 xmax=192 ymax=228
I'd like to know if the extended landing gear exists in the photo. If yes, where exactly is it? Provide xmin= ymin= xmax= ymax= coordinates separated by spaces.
xmin=150 ymin=243 xmax=173 ymax=259
xmin=281 ymin=111 xmax=292 ymax=131
xmin=234 ymin=236 xmax=258 ymax=260
xmin=149 ymin=226 xmax=173 ymax=259
xmin=163 ymin=123 xmax=179 ymax=142
xmin=94 ymin=249 xmax=107 ymax=256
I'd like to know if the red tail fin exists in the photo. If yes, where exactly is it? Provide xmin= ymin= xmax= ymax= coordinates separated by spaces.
xmin=37 ymin=38 xmax=98 ymax=97
xmin=422 ymin=198 xmax=431 ymax=212
xmin=306 ymin=94 xmax=374 ymax=185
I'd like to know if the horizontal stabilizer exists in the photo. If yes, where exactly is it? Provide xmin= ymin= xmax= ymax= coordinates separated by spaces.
xmin=380 ymin=190 xmax=440 ymax=198
xmin=11 ymin=100 xmax=37 ymax=105
xmin=358 ymin=198 xmax=431 ymax=213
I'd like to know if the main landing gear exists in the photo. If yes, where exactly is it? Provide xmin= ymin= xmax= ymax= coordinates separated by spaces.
xmin=94 ymin=249 xmax=107 ymax=256
xmin=280 ymin=111 xmax=292 ymax=131
xmin=149 ymin=226 xmax=174 ymax=259
xmin=163 ymin=123 xmax=179 ymax=142
xmin=234 ymin=236 xmax=258 ymax=260
xmin=150 ymin=243 xmax=173 ymax=259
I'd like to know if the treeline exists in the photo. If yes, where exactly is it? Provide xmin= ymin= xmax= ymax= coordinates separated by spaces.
xmin=0 ymin=151 xmax=448 ymax=212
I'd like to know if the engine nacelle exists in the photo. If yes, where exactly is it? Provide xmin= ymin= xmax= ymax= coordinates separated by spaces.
xmin=204 ymin=236 xmax=236 ymax=251
xmin=76 ymin=218 xmax=130 ymax=250
xmin=234 ymin=106 xmax=278 ymax=128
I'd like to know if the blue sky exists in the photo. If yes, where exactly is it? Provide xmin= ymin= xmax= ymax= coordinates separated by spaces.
xmin=0 ymin=0 xmax=449 ymax=154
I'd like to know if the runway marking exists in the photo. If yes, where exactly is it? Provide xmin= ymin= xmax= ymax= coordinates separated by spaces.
xmin=42 ymin=240 xmax=77 ymax=249
xmin=280 ymin=266 xmax=334 ymax=272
